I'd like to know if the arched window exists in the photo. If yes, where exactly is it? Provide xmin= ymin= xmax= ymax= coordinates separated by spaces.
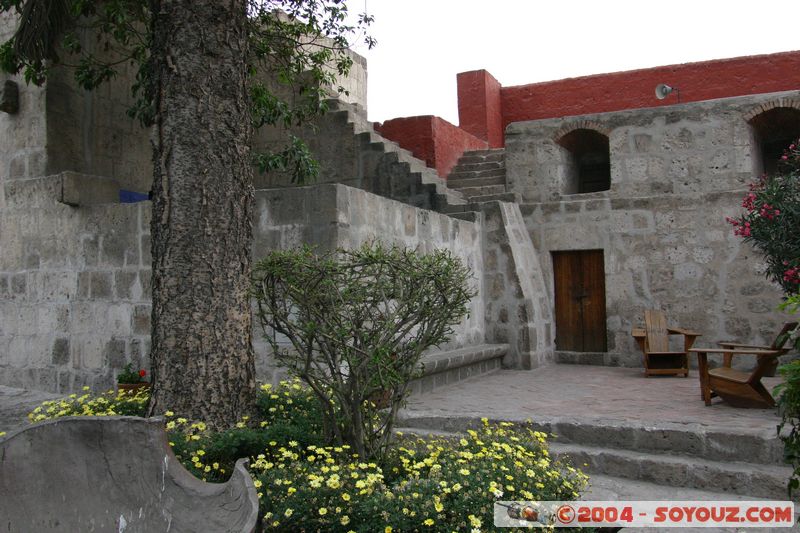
xmin=557 ymin=128 xmax=610 ymax=194
xmin=748 ymin=107 xmax=800 ymax=176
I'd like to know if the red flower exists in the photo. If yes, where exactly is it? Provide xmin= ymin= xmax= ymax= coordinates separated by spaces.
xmin=139 ymin=369 xmax=147 ymax=378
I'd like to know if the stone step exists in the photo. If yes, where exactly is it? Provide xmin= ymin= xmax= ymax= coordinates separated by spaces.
xmin=468 ymin=192 xmax=521 ymax=204
xmin=439 ymin=203 xmax=468 ymax=214
xmin=447 ymin=211 xmax=479 ymax=223
xmin=461 ymin=148 xmax=505 ymax=158
xmin=448 ymin=167 xmax=507 ymax=182
xmin=452 ymin=160 xmax=505 ymax=173
xmin=393 ymin=415 xmax=785 ymax=466
xmin=447 ymin=174 xmax=507 ymax=189
xmin=587 ymin=475 xmax=791 ymax=533
xmin=409 ymin=344 xmax=508 ymax=396
xmin=455 ymin=185 xmax=507 ymax=199
xmin=551 ymin=442 xmax=792 ymax=499
xmin=456 ymin=152 xmax=505 ymax=165
xmin=391 ymin=425 xmax=792 ymax=500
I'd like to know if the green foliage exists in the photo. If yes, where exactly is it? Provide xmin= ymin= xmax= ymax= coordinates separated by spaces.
xmin=21 ymin=380 xmax=590 ymax=531
xmin=27 ymin=386 xmax=149 ymax=422
xmin=252 ymin=242 xmax=476 ymax=461
xmin=727 ymin=140 xmax=800 ymax=295
xmin=0 ymin=0 xmax=374 ymax=182
xmin=116 ymin=361 xmax=147 ymax=384
xmin=775 ymin=294 xmax=800 ymax=496
xmin=253 ymin=420 xmax=589 ymax=532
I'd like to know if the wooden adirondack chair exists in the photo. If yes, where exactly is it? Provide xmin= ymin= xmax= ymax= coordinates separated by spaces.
xmin=691 ymin=321 xmax=798 ymax=408
xmin=631 ymin=309 xmax=700 ymax=377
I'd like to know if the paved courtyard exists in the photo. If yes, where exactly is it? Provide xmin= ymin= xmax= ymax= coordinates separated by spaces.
xmin=403 ymin=364 xmax=783 ymax=436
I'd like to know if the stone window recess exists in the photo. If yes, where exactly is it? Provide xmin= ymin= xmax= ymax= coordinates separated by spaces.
xmin=556 ymin=128 xmax=611 ymax=194
xmin=748 ymin=107 xmax=800 ymax=176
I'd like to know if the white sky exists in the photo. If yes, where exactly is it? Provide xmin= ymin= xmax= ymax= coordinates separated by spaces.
xmin=347 ymin=0 xmax=800 ymax=125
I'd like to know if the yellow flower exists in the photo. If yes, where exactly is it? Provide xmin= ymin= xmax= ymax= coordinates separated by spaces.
xmin=341 ymin=493 xmax=351 ymax=501
xmin=468 ymin=514 xmax=482 ymax=528
xmin=341 ymin=515 xmax=350 ymax=526
xmin=254 ymin=480 xmax=263 ymax=488
xmin=284 ymin=508 xmax=293 ymax=517
xmin=459 ymin=468 xmax=470 ymax=475
xmin=319 ymin=507 xmax=328 ymax=516
xmin=385 ymin=527 xmax=393 ymax=533
xmin=164 ymin=410 xmax=174 ymax=417
xmin=434 ymin=502 xmax=444 ymax=512
xmin=424 ymin=518 xmax=434 ymax=526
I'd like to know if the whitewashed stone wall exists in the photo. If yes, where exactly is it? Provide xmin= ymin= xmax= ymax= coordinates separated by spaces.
xmin=506 ymin=91 xmax=798 ymax=366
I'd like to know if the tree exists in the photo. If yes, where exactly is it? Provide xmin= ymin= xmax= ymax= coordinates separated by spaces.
xmin=1 ymin=0 xmax=373 ymax=429
xmin=252 ymin=243 xmax=475 ymax=460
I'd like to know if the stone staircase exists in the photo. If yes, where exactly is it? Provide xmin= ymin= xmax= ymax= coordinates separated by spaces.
xmin=395 ymin=414 xmax=794 ymax=500
xmin=446 ymin=148 xmax=509 ymax=202
xmin=439 ymin=148 xmax=521 ymax=223
xmin=322 ymin=99 xmax=468 ymax=213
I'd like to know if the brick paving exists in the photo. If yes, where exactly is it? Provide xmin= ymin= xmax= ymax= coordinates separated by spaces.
xmin=402 ymin=364 xmax=783 ymax=435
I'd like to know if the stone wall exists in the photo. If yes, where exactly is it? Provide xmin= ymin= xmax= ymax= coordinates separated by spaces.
xmin=252 ymin=184 xmax=486 ymax=380
xmin=0 ymin=181 xmax=485 ymax=392
xmin=506 ymin=91 xmax=798 ymax=366
xmin=1 ymin=12 xmax=47 ymax=200
xmin=0 ymin=177 xmax=151 ymax=392
xmin=479 ymin=201 xmax=554 ymax=369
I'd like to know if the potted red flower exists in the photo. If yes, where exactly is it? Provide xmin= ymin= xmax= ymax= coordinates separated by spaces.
xmin=117 ymin=363 xmax=150 ymax=394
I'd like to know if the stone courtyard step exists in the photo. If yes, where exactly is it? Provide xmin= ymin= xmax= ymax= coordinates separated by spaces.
xmin=551 ymin=442 xmax=792 ymax=499
xmin=395 ymin=412 xmax=792 ymax=500
xmin=408 ymin=344 xmax=508 ymax=396
xmin=395 ymin=414 xmax=784 ymax=466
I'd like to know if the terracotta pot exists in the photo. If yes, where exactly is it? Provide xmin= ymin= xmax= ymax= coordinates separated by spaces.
xmin=117 ymin=382 xmax=151 ymax=394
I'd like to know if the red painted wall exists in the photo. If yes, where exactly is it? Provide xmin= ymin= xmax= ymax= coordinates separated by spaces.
xmin=457 ymin=70 xmax=504 ymax=148
xmin=456 ymin=50 xmax=800 ymax=146
xmin=376 ymin=116 xmax=487 ymax=179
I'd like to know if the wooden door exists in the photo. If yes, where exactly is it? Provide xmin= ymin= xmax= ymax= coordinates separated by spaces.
xmin=552 ymin=250 xmax=607 ymax=352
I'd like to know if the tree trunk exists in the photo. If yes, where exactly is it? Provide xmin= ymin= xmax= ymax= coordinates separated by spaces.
xmin=147 ymin=0 xmax=256 ymax=428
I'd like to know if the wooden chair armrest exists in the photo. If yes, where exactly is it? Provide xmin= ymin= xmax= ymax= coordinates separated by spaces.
xmin=717 ymin=342 xmax=769 ymax=350
xmin=689 ymin=348 xmax=783 ymax=356
xmin=631 ymin=328 xmax=645 ymax=338
xmin=668 ymin=327 xmax=701 ymax=337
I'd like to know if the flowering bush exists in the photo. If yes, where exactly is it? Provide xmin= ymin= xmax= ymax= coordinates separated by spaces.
xmin=117 ymin=362 xmax=148 ymax=384
xmin=17 ymin=380 xmax=590 ymax=531
xmin=27 ymin=387 xmax=149 ymax=422
xmin=727 ymin=140 xmax=800 ymax=295
xmin=253 ymin=419 xmax=588 ymax=532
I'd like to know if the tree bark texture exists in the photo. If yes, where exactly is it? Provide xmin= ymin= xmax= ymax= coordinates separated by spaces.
xmin=147 ymin=0 xmax=256 ymax=428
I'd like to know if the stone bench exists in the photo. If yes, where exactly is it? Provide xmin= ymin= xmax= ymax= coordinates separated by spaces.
xmin=408 ymin=343 xmax=508 ymax=395
xmin=0 ymin=416 xmax=258 ymax=532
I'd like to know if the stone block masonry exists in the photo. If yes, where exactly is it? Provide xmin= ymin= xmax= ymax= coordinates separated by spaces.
xmin=0 ymin=181 xmax=486 ymax=393
xmin=0 ymin=176 xmax=151 ymax=392
xmin=506 ymin=91 xmax=798 ymax=367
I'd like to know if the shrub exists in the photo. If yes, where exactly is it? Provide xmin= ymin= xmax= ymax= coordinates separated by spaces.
xmin=27 ymin=387 xmax=149 ymax=422
xmin=252 ymin=419 xmax=588 ymax=532
xmin=727 ymin=140 xmax=800 ymax=295
xmin=775 ymin=295 xmax=800 ymax=495
xmin=252 ymin=242 xmax=476 ymax=461
xmin=19 ymin=381 xmax=590 ymax=531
